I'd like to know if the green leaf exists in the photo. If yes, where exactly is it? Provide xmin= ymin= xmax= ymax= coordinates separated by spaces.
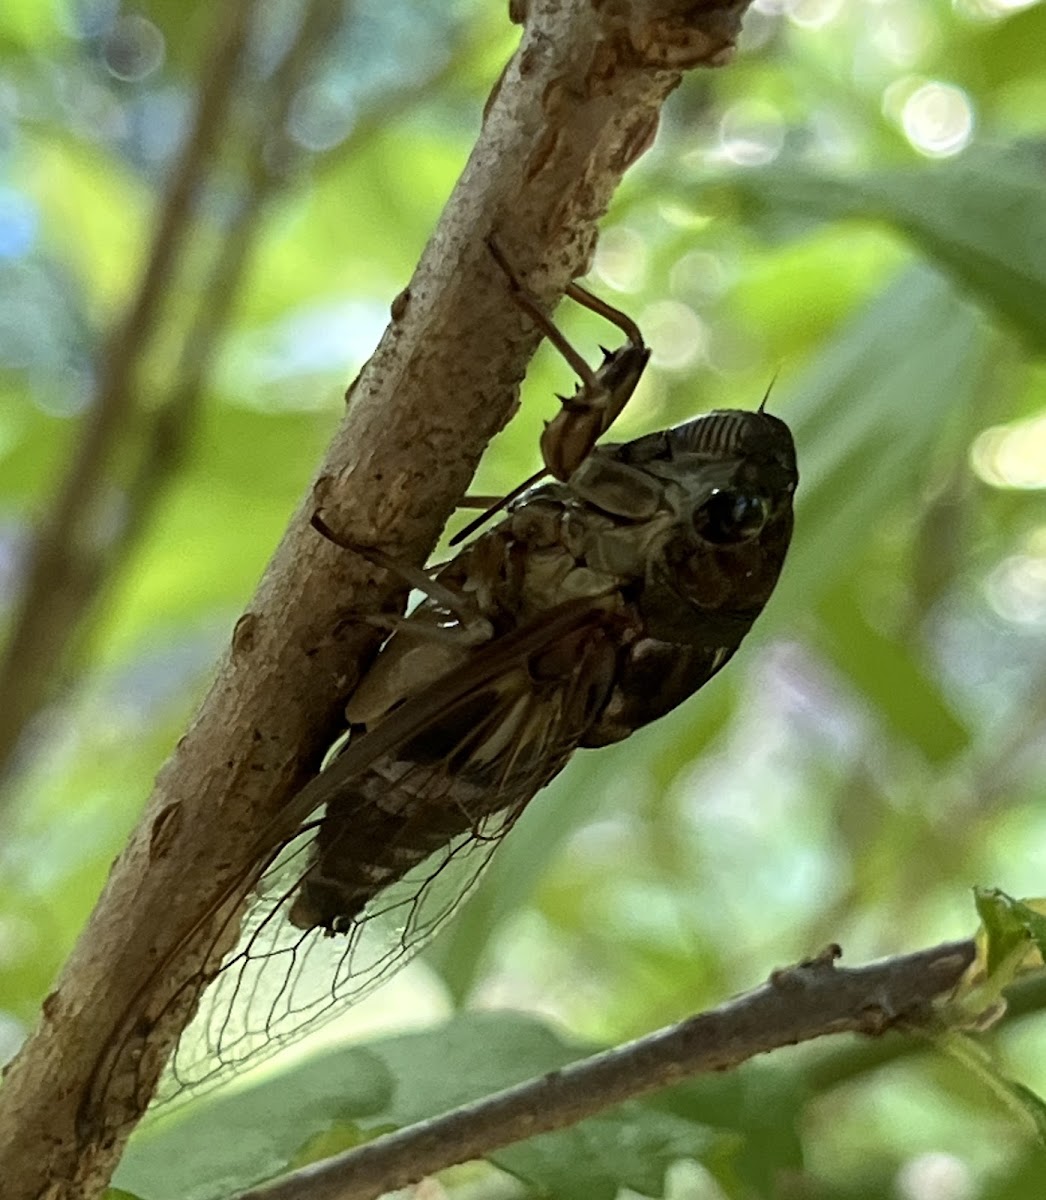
xmin=815 ymin=583 xmax=969 ymax=764
xmin=371 ymin=1015 xmax=717 ymax=1200
xmin=941 ymin=1032 xmax=1046 ymax=1147
xmin=495 ymin=1108 xmax=712 ymax=1200
xmin=288 ymin=1119 xmax=397 ymax=1169
xmin=0 ymin=0 xmax=63 ymax=51
xmin=1009 ymin=1083 xmax=1046 ymax=1145
xmin=975 ymin=888 xmax=1038 ymax=978
xmin=424 ymin=738 xmax=644 ymax=1004
xmin=115 ymin=1046 xmax=393 ymax=1200
xmin=982 ymin=1146 xmax=1046 ymax=1200
xmin=764 ymin=263 xmax=989 ymax=622
xmin=25 ymin=137 xmax=149 ymax=311
xmin=713 ymin=146 xmax=1046 ymax=349
xmin=659 ymin=1067 xmax=807 ymax=1198
xmin=1009 ymin=902 xmax=1046 ymax=961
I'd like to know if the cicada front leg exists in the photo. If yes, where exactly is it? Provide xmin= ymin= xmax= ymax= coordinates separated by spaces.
xmin=451 ymin=241 xmax=651 ymax=548
xmin=486 ymin=238 xmax=651 ymax=481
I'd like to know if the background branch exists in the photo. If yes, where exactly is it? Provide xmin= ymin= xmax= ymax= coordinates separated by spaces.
xmin=237 ymin=941 xmax=976 ymax=1200
xmin=0 ymin=0 xmax=256 ymax=791
xmin=63 ymin=0 xmax=344 ymax=669
xmin=0 ymin=3 xmax=750 ymax=1198
xmin=804 ymin=961 xmax=1046 ymax=1094
xmin=0 ymin=6 xmax=505 ymax=799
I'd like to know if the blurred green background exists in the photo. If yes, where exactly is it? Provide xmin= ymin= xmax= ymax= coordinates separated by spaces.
xmin=1 ymin=1 xmax=1046 ymax=1198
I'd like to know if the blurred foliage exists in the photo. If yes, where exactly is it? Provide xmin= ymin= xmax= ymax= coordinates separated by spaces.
xmin=2 ymin=1 xmax=1046 ymax=1199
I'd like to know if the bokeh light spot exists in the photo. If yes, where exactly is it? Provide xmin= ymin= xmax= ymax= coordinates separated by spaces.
xmin=896 ymin=1152 xmax=974 ymax=1200
xmin=718 ymin=101 xmax=785 ymax=167
xmin=870 ymin=6 xmax=939 ymax=69
xmin=985 ymin=553 xmax=1046 ymax=626
xmin=593 ymin=226 xmax=648 ymax=294
xmin=970 ymin=411 xmax=1046 ymax=489
xmin=287 ymin=79 xmax=358 ymax=152
xmin=787 ymin=0 xmax=845 ymax=31
xmin=669 ymin=250 xmax=732 ymax=304
xmin=640 ymin=300 xmax=708 ymax=371
xmin=955 ymin=0 xmax=1041 ymax=20
xmin=900 ymin=81 xmax=974 ymax=158
xmin=103 ymin=14 xmax=166 ymax=83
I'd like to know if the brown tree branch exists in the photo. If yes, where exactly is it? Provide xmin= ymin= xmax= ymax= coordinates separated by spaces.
xmin=0 ymin=3 xmax=750 ymax=1198
xmin=0 ymin=0 xmax=257 ymax=790
xmin=232 ymin=941 xmax=976 ymax=1200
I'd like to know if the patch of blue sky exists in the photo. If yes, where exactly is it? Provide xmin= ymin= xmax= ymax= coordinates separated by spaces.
xmin=0 ymin=188 xmax=38 ymax=260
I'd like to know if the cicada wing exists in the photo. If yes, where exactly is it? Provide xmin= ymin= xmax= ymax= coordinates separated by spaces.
xmin=154 ymin=599 xmax=626 ymax=1109
xmin=156 ymin=810 xmax=512 ymax=1106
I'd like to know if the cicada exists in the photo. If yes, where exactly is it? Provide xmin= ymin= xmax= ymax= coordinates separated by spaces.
xmin=159 ymin=245 xmax=798 ymax=1104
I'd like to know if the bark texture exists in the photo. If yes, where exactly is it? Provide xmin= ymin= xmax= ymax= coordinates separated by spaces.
xmin=0 ymin=2 xmax=750 ymax=1198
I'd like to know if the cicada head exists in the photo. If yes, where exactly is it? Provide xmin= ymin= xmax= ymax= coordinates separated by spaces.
xmin=610 ymin=408 xmax=798 ymax=648
xmin=670 ymin=409 xmax=797 ymax=541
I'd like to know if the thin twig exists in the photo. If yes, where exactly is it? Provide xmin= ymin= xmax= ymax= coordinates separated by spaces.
xmin=804 ymin=963 xmax=1046 ymax=1094
xmin=235 ymin=940 xmax=976 ymax=1200
xmin=0 ymin=0 xmax=257 ymax=790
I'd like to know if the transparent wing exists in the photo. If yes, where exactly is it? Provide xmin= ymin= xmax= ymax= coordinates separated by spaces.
xmin=153 ymin=599 xmax=623 ymax=1109
xmin=156 ymin=806 xmax=516 ymax=1106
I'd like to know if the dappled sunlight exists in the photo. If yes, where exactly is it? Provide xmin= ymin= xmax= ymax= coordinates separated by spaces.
xmin=716 ymin=100 xmax=786 ymax=167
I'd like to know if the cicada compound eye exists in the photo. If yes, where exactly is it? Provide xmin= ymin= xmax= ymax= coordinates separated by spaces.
xmin=693 ymin=488 xmax=770 ymax=545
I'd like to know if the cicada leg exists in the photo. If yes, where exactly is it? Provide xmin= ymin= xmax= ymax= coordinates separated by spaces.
xmin=449 ymin=468 xmax=546 ymax=547
xmin=450 ymin=240 xmax=651 ymax=548
xmin=310 ymin=512 xmax=486 ymax=633
xmin=456 ymin=495 xmax=504 ymax=509
xmin=486 ymin=237 xmax=651 ymax=481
